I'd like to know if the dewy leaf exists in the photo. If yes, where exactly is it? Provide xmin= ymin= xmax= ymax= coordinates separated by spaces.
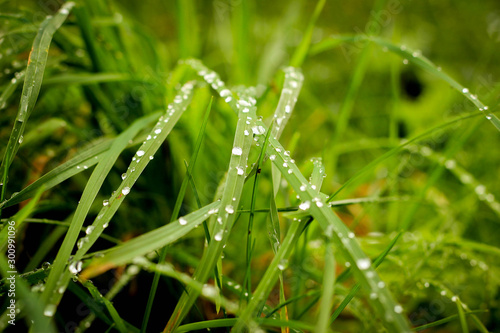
xmin=0 ymin=2 xmax=75 ymax=204
xmin=164 ymin=84 xmax=257 ymax=332
xmin=80 ymin=201 xmax=220 ymax=279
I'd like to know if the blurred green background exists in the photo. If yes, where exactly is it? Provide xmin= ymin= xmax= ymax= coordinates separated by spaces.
xmin=1 ymin=0 xmax=500 ymax=331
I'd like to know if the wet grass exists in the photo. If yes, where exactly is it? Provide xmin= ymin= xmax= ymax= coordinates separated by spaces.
xmin=0 ymin=0 xmax=499 ymax=332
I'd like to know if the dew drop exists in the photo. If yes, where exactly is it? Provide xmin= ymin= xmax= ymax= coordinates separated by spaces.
xmin=44 ymin=304 xmax=57 ymax=317
xmin=214 ymin=231 xmax=223 ymax=241
xmin=121 ymin=173 xmax=127 ymax=180
xmin=225 ymin=205 xmax=234 ymax=214
xmin=278 ymin=259 xmax=288 ymax=271
xmin=356 ymin=258 xmax=371 ymax=270
xmin=299 ymin=201 xmax=310 ymax=210
xmin=86 ymin=226 xmax=95 ymax=235
xmin=103 ymin=200 xmax=109 ymax=206
xmin=179 ymin=217 xmax=187 ymax=225
xmin=137 ymin=150 xmax=145 ymax=157
xmin=394 ymin=305 xmax=403 ymax=314
xmin=462 ymin=88 xmax=469 ymax=94
xmin=18 ymin=135 xmax=23 ymax=144
xmin=232 ymin=147 xmax=242 ymax=156
xmin=122 ymin=187 xmax=131 ymax=195
xmin=155 ymin=129 xmax=162 ymax=134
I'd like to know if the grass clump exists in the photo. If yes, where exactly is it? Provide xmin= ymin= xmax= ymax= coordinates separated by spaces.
xmin=0 ymin=1 xmax=499 ymax=332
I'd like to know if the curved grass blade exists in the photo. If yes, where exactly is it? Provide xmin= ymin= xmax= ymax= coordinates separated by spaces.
xmin=141 ymin=97 xmax=213 ymax=333
xmin=0 ymin=70 xmax=25 ymax=111
xmin=164 ymin=91 xmax=257 ymax=333
xmin=78 ymin=264 xmax=140 ymax=332
xmin=311 ymin=35 xmax=500 ymax=131
xmin=329 ymin=232 xmax=402 ymax=324
xmin=289 ymin=0 xmax=326 ymax=67
xmin=326 ymin=110 xmax=484 ymax=202
xmin=80 ymin=201 xmax=220 ymax=278
xmin=42 ymin=82 xmax=196 ymax=316
xmin=175 ymin=317 xmax=316 ymax=332
xmin=0 ymin=254 xmax=57 ymax=332
xmin=272 ymin=67 xmax=304 ymax=139
xmin=0 ymin=186 xmax=44 ymax=250
xmin=0 ymin=2 xmax=75 ymax=206
xmin=0 ymin=112 xmax=159 ymax=209
xmin=315 ymin=240 xmax=335 ymax=333
xmin=132 ymin=257 xmax=239 ymax=315
xmin=82 ymin=280 xmax=128 ymax=333
xmin=413 ymin=310 xmax=487 ymax=332
xmin=42 ymin=72 xmax=130 ymax=86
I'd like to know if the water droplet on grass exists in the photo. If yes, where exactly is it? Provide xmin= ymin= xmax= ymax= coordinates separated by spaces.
xmin=103 ymin=200 xmax=109 ymax=206
xmin=356 ymin=258 xmax=371 ymax=270
xmin=232 ymin=147 xmax=242 ymax=156
xmin=86 ymin=226 xmax=94 ymax=235
xmin=299 ymin=201 xmax=310 ymax=210
xmin=214 ymin=231 xmax=223 ymax=241
xmin=179 ymin=217 xmax=187 ymax=225
xmin=225 ymin=205 xmax=234 ymax=214
xmin=137 ymin=150 xmax=145 ymax=157
xmin=44 ymin=304 xmax=57 ymax=317
xmin=122 ymin=187 xmax=130 ymax=195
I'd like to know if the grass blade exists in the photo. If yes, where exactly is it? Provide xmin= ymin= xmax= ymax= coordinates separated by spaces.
xmin=141 ymin=97 xmax=213 ymax=332
xmin=164 ymin=88 xmax=257 ymax=332
xmin=41 ymin=82 xmax=196 ymax=317
xmin=0 ymin=2 xmax=75 ymax=206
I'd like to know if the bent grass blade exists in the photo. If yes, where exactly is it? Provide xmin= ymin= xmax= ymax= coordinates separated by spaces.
xmin=164 ymin=89 xmax=257 ymax=332
xmin=41 ymin=81 xmax=196 ymax=317
xmin=0 ymin=2 xmax=75 ymax=205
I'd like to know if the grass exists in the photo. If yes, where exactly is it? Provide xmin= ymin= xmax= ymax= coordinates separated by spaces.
xmin=1 ymin=0 xmax=500 ymax=332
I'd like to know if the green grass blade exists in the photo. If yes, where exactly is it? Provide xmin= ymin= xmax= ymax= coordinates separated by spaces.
xmin=0 ymin=70 xmax=25 ymax=111
xmin=176 ymin=0 xmax=199 ymax=58
xmin=0 ymin=113 xmax=159 ymax=209
xmin=82 ymin=280 xmax=128 ymax=333
xmin=0 ymin=186 xmax=44 ymax=250
xmin=42 ymin=73 xmax=131 ymax=86
xmin=39 ymin=110 xmax=167 ymax=312
xmin=311 ymin=35 xmax=500 ymax=131
xmin=164 ymin=90 xmax=257 ymax=332
xmin=141 ymin=97 xmax=213 ymax=332
xmin=272 ymin=67 xmax=304 ymax=139
xmin=0 ymin=2 xmax=75 ymax=206
xmin=41 ymin=82 xmax=195 ymax=317
xmin=315 ymin=240 xmax=335 ymax=333
xmin=289 ymin=0 xmax=326 ymax=67
xmin=0 ymin=255 xmax=57 ymax=332
xmin=455 ymin=297 xmax=469 ymax=333
xmin=413 ymin=310 xmax=487 ymax=331
xmin=81 ymin=201 xmax=220 ymax=278
xmin=326 ymin=110 xmax=484 ymax=202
